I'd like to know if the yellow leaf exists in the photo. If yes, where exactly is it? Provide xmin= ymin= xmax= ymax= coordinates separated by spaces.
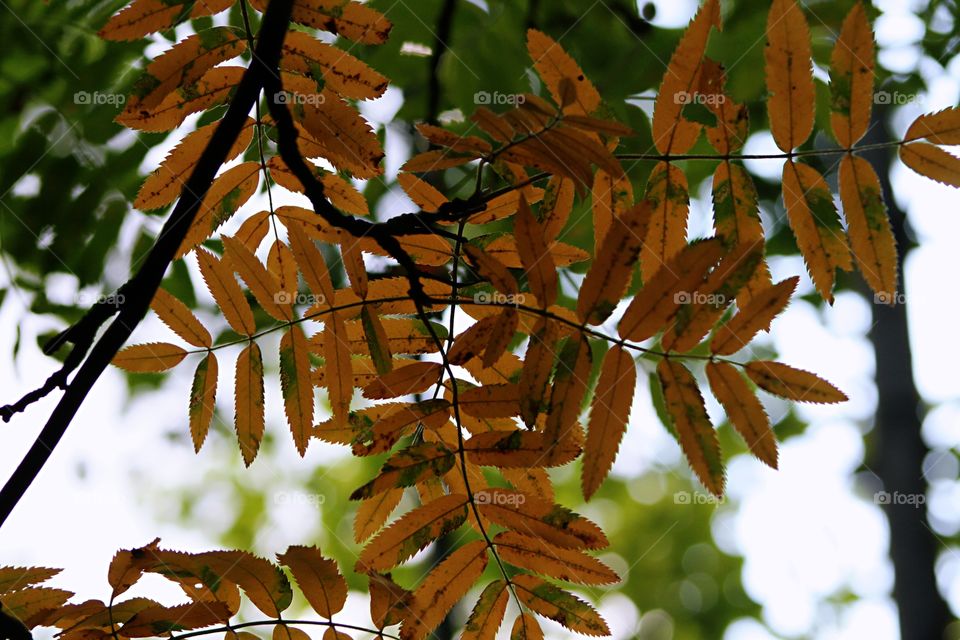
xmin=120 ymin=601 xmax=231 ymax=636
xmin=463 ymin=245 xmax=518 ymax=294
xmin=706 ymin=361 xmax=777 ymax=469
xmin=276 ymin=546 xmax=347 ymax=619
xmin=267 ymin=157 xmax=369 ymax=216
xmin=396 ymin=173 xmax=448 ymax=212
xmin=99 ymin=0 xmax=233 ymax=41
xmin=905 ymin=107 xmax=960 ymax=145
xmin=651 ymin=0 xmax=721 ymax=154
xmin=279 ymin=326 xmax=313 ymax=456
xmin=235 ymin=211 xmax=272 ymax=251
xmin=582 ymin=346 xmax=635 ymax=501
xmin=510 ymin=613 xmax=543 ymax=640
xmin=618 ymin=238 xmax=724 ymax=342
xmin=518 ymin=318 xmax=558 ymax=427
xmin=899 ymin=141 xmax=960 ymax=188
xmin=710 ymin=276 xmax=798 ymax=355
xmin=353 ymin=488 xmax=403 ymax=543
xmin=471 ymin=107 xmax=515 ymax=143
xmin=415 ymin=123 xmax=492 ymax=155
xmin=188 ymin=353 xmax=218 ymax=453
xmin=368 ymin=574 xmax=411 ymax=630
xmin=744 ymin=361 xmax=848 ymax=404
xmin=526 ymin=29 xmax=601 ymax=115
xmin=196 ymin=248 xmax=257 ymax=336
xmin=641 ymin=161 xmax=690 ymax=280
xmin=268 ymin=241 xmax=299 ymax=304
xmin=401 ymin=149 xmax=480 ymax=173
xmin=112 ymin=343 xmax=187 ymax=372
xmin=458 ymin=383 xmax=520 ymax=419
xmin=151 ymin=288 xmax=211 ymax=348
xmin=462 ymin=580 xmax=509 ymax=640
xmin=701 ymin=60 xmax=749 ymax=155
xmin=117 ymin=66 xmax=243 ymax=132
xmin=544 ymin=334 xmax=591 ymax=446
xmin=541 ymin=176 xmax=575 ymax=242
xmin=493 ymin=532 xmax=618 ymax=586
xmin=222 ymin=235 xmax=293 ymax=322
xmin=839 ymin=154 xmax=898 ymax=300
xmin=249 ymin=0 xmax=392 ymax=45
xmin=782 ymin=161 xmax=853 ymax=303
xmin=135 ymin=118 xmax=254 ymax=211
xmin=363 ymin=362 xmax=442 ymax=400
xmin=281 ymin=31 xmax=388 ymax=100
xmin=711 ymin=162 xmax=772 ymax=306
xmin=324 ymin=312 xmax=353 ymax=429
xmin=511 ymin=574 xmax=609 ymax=637
xmin=765 ymin=0 xmax=814 ymax=151
xmin=350 ymin=442 xmax=455 ymax=501
xmin=578 ymin=201 xmax=652 ymax=324
xmin=657 ymin=359 xmax=724 ymax=496
xmin=177 ymin=162 xmax=262 ymax=257
xmin=662 ymin=242 xmax=764 ymax=353
xmin=400 ymin=541 xmax=488 ymax=640
xmin=829 ymin=3 xmax=875 ymax=146
xmin=503 ymin=467 xmax=555 ymax=504
xmin=352 ymin=400 xmax=450 ymax=457
xmin=590 ymin=168 xmax=633 ymax=253
xmin=482 ymin=235 xmax=589 ymax=269
xmin=515 ymin=195 xmax=558 ymax=307
xmin=355 ymin=494 xmax=469 ymax=573
xmin=0 ymin=567 xmax=60 ymax=594
xmin=235 ymin=342 xmax=265 ymax=467
xmin=474 ymin=488 xmax=607 ymax=550
xmin=465 ymin=430 xmax=581 ymax=468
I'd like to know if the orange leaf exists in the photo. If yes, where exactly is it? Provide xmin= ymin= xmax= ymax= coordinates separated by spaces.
xmin=222 ymin=235 xmax=292 ymax=321
xmin=710 ymin=276 xmax=799 ymax=355
xmin=117 ymin=66 xmax=243 ymax=132
xmin=511 ymin=574 xmax=609 ymax=637
xmin=195 ymin=248 xmax=256 ymax=336
xmin=526 ymin=29 xmax=601 ymax=116
xmin=353 ymin=488 xmax=403 ymax=544
xmin=177 ymin=163 xmax=261 ymax=257
xmin=510 ymin=613 xmax=543 ymax=640
xmin=582 ymin=346 xmax=635 ymax=500
xmin=641 ymin=161 xmax=690 ymax=280
xmin=280 ymin=326 xmax=313 ymax=456
xmin=100 ymin=0 xmax=233 ymax=41
xmin=355 ymin=494 xmax=469 ymax=572
xmin=462 ymin=580 xmax=509 ymax=640
xmin=188 ymin=353 xmax=218 ymax=453
xmin=363 ymin=362 xmax=443 ymax=400
xmin=350 ymin=442 xmax=455 ymax=501
xmin=745 ymin=361 xmax=848 ymax=404
xmin=151 ymin=288 xmax=210 ymax=348
xmin=515 ymin=195 xmax=557 ymax=307
xmin=657 ymin=359 xmax=724 ymax=496
xmin=829 ymin=3 xmax=875 ymax=146
xmin=276 ymin=546 xmax=347 ymax=619
xmin=706 ymin=361 xmax=777 ymax=469
xmin=281 ymin=31 xmax=388 ymax=100
xmin=235 ymin=342 xmax=265 ymax=467
xmin=112 ymin=343 xmax=187 ymax=372
xmin=474 ymin=488 xmax=607 ymax=550
xmin=494 ymin=531 xmax=618 ymax=586
xmin=899 ymin=141 xmax=960 ymax=188
xmin=651 ymin=0 xmax=721 ymax=154
xmin=765 ymin=0 xmax=814 ymax=151
xmin=904 ymin=107 xmax=960 ymax=145
xmin=465 ymin=430 xmax=581 ymax=468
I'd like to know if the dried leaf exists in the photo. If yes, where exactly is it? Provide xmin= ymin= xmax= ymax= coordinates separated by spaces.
xmin=582 ymin=346 xmax=635 ymax=500
xmin=745 ymin=361 xmax=848 ymax=404
xmin=276 ymin=546 xmax=347 ymax=619
xmin=765 ymin=0 xmax=814 ymax=151
xmin=829 ymin=3 xmax=875 ymax=146
xmin=112 ymin=343 xmax=187 ymax=372
xmin=235 ymin=342 xmax=265 ymax=467
xmin=706 ymin=361 xmax=777 ymax=468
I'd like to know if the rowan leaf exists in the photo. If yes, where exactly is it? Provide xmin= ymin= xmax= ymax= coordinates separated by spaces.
xmin=355 ymin=494 xmax=469 ymax=572
xmin=657 ymin=359 xmax=724 ymax=496
xmin=117 ymin=66 xmax=243 ymax=132
xmin=151 ymin=288 xmax=211 ymax=348
xmin=782 ymin=161 xmax=853 ymax=303
xmin=368 ymin=574 xmax=411 ymax=630
xmin=619 ymin=238 xmax=724 ymax=342
xmin=136 ymin=118 xmax=254 ymax=211
xmin=641 ymin=161 xmax=690 ymax=280
xmin=362 ymin=362 xmax=442 ymax=400
xmin=745 ymin=361 xmax=848 ymax=404
xmin=177 ymin=162 xmax=262 ymax=257
xmin=276 ymin=546 xmax=347 ymax=619
xmin=839 ymin=154 xmax=898 ymax=301
xmin=582 ymin=346 xmax=635 ymax=501
xmin=0 ymin=567 xmax=60 ymax=594
xmin=280 ymin=326 xmax=313 ymax=456
xmin=249 ymin=0 xmax=392 ymax=45
xmin=511 ymin=574 xmax=609 ymax=637
xmin=706 ymin=361 xmax=777 ymax=469
xmin=578 ymin=201 xmax=652 ymax=324
xmin=350 ymin=442 xmax=456 ymax=501
xmin=510 ymin=613 xmax=544 ymax=640
xmin=120 ymin=602 xmax=231 ymax=637
xmin=188 ymin=353 xmax=218 ymax=453
xmin=461 ymin=580 xmax=509 ymax=640
xmin=494 ymin=531 xmax=618 ymax=586
xmin=829 ymin=3 xmax=875 ymax=146
xmin=353 ymin=488 xmax=403 ymax=544
xmin=323 ymin=310 xmax=353 ymax=428
xmin=515 ymin=195 xmax=558 ymax=307
xmin=526 ymin=29 xmax=601 ymax=116
xmin=281 ymin=31 xmax=388 ymax=101
xmin=765 ymin=0 xmax=814 ymax=151
xmin=100 ymin=0 xmax=233 ymax=41
xmin=710 ymin=276 xmax=799 ymax=355
xmin=651 ymin=0 xmax=721 ymax=154
xmin=222 ymin=235 xmax=292 ymax=321
xmin=396 ymin=173 xmax=448 ymax=212
xmin=196 ymin=248 xmax=257 ymax=336
xmin=112 ymin=343 xmax=187 ymax=372
xmin=474 ymin=489 xmax=607 ymax=550
xmin=465 ymin=430 xmax=581 ymax=468
xmin=544 ymin=334 xmax=591 ymax=446
xmin=399 ymin=540 xmax=488 ymax=640
xmin=235 ymin=342 xmax=265 ymax=467
xmin=518 ymin=318 xmax=558 ymax=427
xmin=905 ymin=107 xmax=960 ymax=144
xmin=899 ymin=142 xmax=960 ymax=188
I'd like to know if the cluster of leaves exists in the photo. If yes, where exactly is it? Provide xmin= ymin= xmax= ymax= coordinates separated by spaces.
xmin=7 ymin=0 xmax=960 ymax=638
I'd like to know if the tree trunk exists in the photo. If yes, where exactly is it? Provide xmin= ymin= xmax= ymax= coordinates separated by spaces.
xmin=861 ymin=107 xmax=953 ymax=639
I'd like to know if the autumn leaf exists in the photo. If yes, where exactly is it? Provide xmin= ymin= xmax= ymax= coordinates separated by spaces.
xmin=765 ymin=0 xmax=814 ymax=151
xmin=196 ymin=248 xmax=257 ymax=337
xmin=526 ymin=29 xmax=601 ymax=116
xmin=349 ymin=442 xmax=456 ymax=501
xmin=235 ymin=342 xmax=265 ymax=467
xmin=582 ymin=346 xmax=635 ymax=500
xmin=710 ymin=277 xmax=798 ymax=355
xmin=461 ymin=580 xmax=509 ymax=640
xmin=706 ymin=361 xmax=777 ymax=468
xmin=829 ymin=3 xmax=875 ymax=147
xmin=899 ymin=142 xmax=960 ymax=188
xmin=745 ymin=361 xmax=848 ymax=404
xmin=511 ymin=574 xmax=609 ymax=637
xmin=493 ymin=532 xmax=619 ymax=585
xmin=279 ymin=326 xmax=313 ymax=456
xmin=151 ymin=288 xmax=211 ymax=348
xmin=276 ymin=546 xmax=347 ymax=619
xmin=113 ymin=343 xmax=187 ymax=373
xmin=188 ymin=353 xmax=218 ymax=453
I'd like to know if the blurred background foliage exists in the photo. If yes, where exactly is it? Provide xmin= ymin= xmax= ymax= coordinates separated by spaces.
xmin=1 ymin=0 xmax=958 ymax=638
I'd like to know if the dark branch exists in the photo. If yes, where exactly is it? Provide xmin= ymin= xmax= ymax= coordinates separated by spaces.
xmin=0 ymin=0 xmax=296 ymax=529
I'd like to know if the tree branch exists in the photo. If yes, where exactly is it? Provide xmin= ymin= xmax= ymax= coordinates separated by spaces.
xmin=0 ymin=0 xmax=295 ymax=529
